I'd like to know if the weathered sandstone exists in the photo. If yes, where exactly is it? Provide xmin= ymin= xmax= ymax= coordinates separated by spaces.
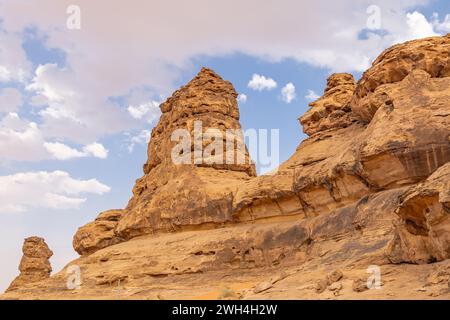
xmin=352 ymin=34 xmax=450 ymax=122
xmin=74 ymin=68 xmax=256 ymax=253
xmin=3 ymin=34 xmax=450 ymax=299
xmin=73 ymin=209 xmax=125 ymax=256
xmin=6 ymin=237 xmax=53 ymax=292
xmin=300 ymin=73 xmax=356 ymax=135
xmin=387 ymin=163 xmax=450 ymax=264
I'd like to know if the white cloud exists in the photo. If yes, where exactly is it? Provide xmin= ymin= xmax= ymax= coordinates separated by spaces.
xmin=402 ymin=11 xmax=439 ymax=40
xmin=248 ymin=74 xmax=277 ymax=91
xmin=432 ymin=13 xmax=450 ymax=33
xmin=0 ymin=29 xmax=31 ymax=83
xmin=0 ymin=112 xmax=108 ymax=161
xmin=0 ymin=1 xmax=444 ymax=91
xmin=25 ymin=63 xmax=133 ymax=144
xmin=127 ymin=101 xmax=161 ymax=123
xmin=0 ymin=113 xmax=48 ymax=161
xmin=0 ymin=170 xmax=110 ymax=213
xmin=127 ymin=129 xmax=150 ymax=153
xmin=281 ymin=83 xmax=296 ymax=103
xmin=305 ymin=89 xmax=320 ymax=101
xmin=0 ymin=88 xmax=23 ymax=113
xmin=44 ymin=142 xmax=85 ymax=160
xmin=83 ymin=142 xmax=108 ymax=159
xmin=27 ymin=64 xmax=69 ymax=102
xmin=44 ymin=142 xmax=108 ymax=160
xmin=0 ymin=66 xmax=10 ymax=82
xmin=237 ymin=93 xmax=247 ymax=103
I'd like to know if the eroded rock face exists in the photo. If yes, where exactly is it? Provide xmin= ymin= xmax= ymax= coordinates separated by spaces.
xmin=10 ymin=34 xmax=449 ymax=300
xmin=73 ymin=210 xmax=125 ymax=255
xmin=300 ymin=73 xmax=356 ymax=136
xmin=233 ymin=36 xmax=450 ymax=226
xmin=7 ymin=237 xmax=53 ymax=292
xmin=356 ymin=69 xmax=450 ymax=189
xmin=73 ymin=35 xmax=450 ymax=259
xmin=352 ymin=34 xmax=450 ymax=122
xmin=141 ymin=67 xmax=255 ymax=176
xmin=387 ymin=163 xmax=450 ymax=264
xmin=73 ymin=68 xmax=256 ymax=254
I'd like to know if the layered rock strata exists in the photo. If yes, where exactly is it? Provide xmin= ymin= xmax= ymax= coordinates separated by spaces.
xmin=72 ymin=33 xmax=450 ymax=264
xmin=73 ymin=68 xmax=256 ymax=254
xmin=7 ymin=237 xmax=53 ymax=292
xmin=3 ymin=34 xmax=450 ymax=299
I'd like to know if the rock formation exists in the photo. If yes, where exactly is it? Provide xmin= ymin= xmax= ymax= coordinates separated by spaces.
xmin=351 ymin=35 xmax=450 ymax=122
xmin=73 ymin=210 xmax=124 ymax=256
xmin=300 ymin=73 xmax=356 ymax=135
xmin=73 ymin=68 xmax=256 ymax=255
xmin=7 ymin=237 xmax=53 ymax=292
xmin=387 ymin=163 xmax=450 ymax=264
xmin=3 ymin=34 xmax=450 ymax=299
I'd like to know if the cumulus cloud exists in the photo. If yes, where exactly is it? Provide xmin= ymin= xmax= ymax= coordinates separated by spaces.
xmin=248 ymin=74 xmax=277 ymax=91
xmin=1 ymin=1 xmax=446 ymax=89
xmin=43 ymin=142 xmax=108 ymax=160
xmin=237 ymin=93 xmax=247 ymax=103
xmin=0 ymin=112 xmax=108 ymax=161
xmin=0 ymin=113 xmax=48 ymax=161
xmin=43 ymin=142 xmax=85 ymax=160
xmin=305 ymin=89 xmax=320 ymax=101
xmin=401 ymin=11 xmax=439 ymax=41
xmin=281 ymin=83 xmax=296 ymax=103
xmin=25 ymin=63 xmax=133 ymax=144
xmin=0 ymin=30 xmax=31 ymax=83
xmin=0 ymin=88 xmax=23 ymax=113
xmin=127 ymin=101 xmax=161 ymax=123
xmin=127 ymin=129 xmax=150 ymax=153
xmin=432 ymin=13 xmax=450 ymax=33
xmin=0 ymin=170 xmax=110 ymax=213
xmin=83 ymin=143 xmax=108 ymax=159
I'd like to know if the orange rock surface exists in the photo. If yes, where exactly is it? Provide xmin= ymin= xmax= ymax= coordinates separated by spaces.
xmin=3 ymin=34 xmax=450 ymax=300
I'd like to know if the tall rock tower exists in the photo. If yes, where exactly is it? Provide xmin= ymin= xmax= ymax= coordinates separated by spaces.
xmin=74 ymin=68 xmax=256 ymax=254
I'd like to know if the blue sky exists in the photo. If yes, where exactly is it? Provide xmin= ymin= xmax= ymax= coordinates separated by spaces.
xmin=0 ymin=0 xmax=449 ymax=291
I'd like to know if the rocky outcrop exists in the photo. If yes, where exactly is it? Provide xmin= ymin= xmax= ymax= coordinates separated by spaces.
xmin=7 ymin=237 xmax=53 ymax=292
xmin=233 ymin=36 xmax=450 ymax=226
xmin=73 ymin=35 xmax=450 ymax=257
xmin=3 ymin=34 xmax=450 ymax=300
xmin=73 ymin=210 xmax=125 ymax=255
xmin=356 ymin=68 xmax=450 ymax=189
xmin=300 ymin=73 xmax=356 ymax=136
xmin=387 ymin=163 xmax=450 ymax=264
xmin=3 ymin=188 xmax=448 ymax=299
xmin=352 ymin=34 xmax=450 ymax=122
xmin=73 ymin=68 xmax=256 ymax=254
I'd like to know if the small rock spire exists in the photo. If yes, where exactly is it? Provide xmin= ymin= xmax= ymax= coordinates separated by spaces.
xmin=6 ymin=237 xmax=53 ymax=292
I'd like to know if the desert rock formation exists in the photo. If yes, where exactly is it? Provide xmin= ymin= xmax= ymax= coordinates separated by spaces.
xmin=73 ymin=68 xmax=256 ymax=255
xmin=3 ymin=34 xmax=450 ymax=299
xmin=6 ymin=237 xmax=53 ymax=292
xmin=300 ymin=72 xmax=356 ymax=135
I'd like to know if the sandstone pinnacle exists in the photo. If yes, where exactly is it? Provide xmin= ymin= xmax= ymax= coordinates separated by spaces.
xmin=7 ymin=237 xmax=53 ymax=292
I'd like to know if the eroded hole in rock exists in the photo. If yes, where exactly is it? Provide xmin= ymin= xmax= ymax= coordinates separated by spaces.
xmin=193 ymin=250 xmax=216 ymax=256
xmin=405 ymin=219 xmax=429 ymax=236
